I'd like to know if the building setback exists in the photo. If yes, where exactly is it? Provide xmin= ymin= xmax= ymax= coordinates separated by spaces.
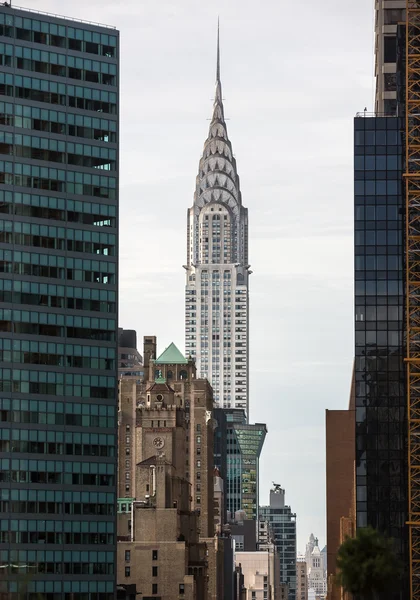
xmin=185 ymin=28 xmax=250 ymax=413
xmin=0 ymin=5 xmax=119 ymax=600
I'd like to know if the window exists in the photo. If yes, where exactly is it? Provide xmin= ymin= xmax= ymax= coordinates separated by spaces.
xmin=384 ymin=72 xmax=396 ymax=92
xmin=125 ymin=566 xmax=130 ymax=577
xmin=152 ymin=565 xmax=158 ymax=576
xmin=383 ymin=35 xmax=396 ymax=63
xmin=125 ymin=551 xmax=130 ymax=562
xmin=179 ymin=584 xmax=185 ymax=594
xmin=152 ymin=584 xmax=158 ymax=594
xmin=384 ymin=8 xmax=406 ymax=24
xmin=152 ymin=550 xmax=158 ymax=560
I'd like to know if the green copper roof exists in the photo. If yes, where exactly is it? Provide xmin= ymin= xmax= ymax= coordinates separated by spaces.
xmin=155 ymin=342 xmax=188 ymax=365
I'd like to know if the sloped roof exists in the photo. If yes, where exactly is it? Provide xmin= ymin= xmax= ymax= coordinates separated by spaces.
xmin=146 ymin=382 xmax=174 ymax=393
xmin=155 ymin=342 xmax=188 ymax=365
xmin=137 ymin=455 xmax=172 ymax=467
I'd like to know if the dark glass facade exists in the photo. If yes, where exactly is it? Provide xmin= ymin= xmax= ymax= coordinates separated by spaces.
xmin=259 ymin=499 xmax=296 ymax=600
xmin=354 ymin=116 xmax=408 ymax=597
xmin=0 ymin=6 xmax=118 ymax=600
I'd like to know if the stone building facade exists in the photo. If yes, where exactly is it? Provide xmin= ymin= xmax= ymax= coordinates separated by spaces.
xmin=116 ymin=335 xmax=227 ymax=599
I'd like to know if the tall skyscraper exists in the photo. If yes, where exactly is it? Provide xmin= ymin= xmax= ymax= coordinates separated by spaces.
xmin=0 ymin=6 xmax=119 ymax=600
xmin=185 ymin=27 xmax=250 ymax=413
xmin=353 ymin=113 xmax=408 ymax=598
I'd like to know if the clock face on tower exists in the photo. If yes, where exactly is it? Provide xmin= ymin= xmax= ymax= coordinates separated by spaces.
xmin=153 ymin=436 xmax=165 ymax=449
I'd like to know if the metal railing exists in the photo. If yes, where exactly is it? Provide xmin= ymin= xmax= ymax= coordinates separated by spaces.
xmin=9 ymin=4 xmax=116 ymax=30
xmin=355 ymin=111 xmax=397 ymax=117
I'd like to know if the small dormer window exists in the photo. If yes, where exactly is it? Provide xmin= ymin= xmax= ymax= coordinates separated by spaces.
xmin=156 ymin=394 xmax=163 ymax=402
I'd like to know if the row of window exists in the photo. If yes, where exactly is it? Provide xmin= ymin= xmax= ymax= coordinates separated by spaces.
xmin=0 ymin=72 xmax=117 ymax=114
xmin=0 ymin=426 xmax=114 ymax=444
xmin=0 ymin=26 xmax=116 ymax=59
xmin=1 ymin=112 xmax=116 ymax=145
xmin=0 ymin=588 xmax=113 ymax=600
xmin=0 ymin=157 xmax=115 ymax=191
xmin=0 ymin=287 xmax=115 ymax=315
xmin=1 ymin=411 xmax=114 ymax=432
xmin=355 ymin=180 xmax=401 ymax=195
xmin=0 ymin=439 xmax=115 ymax=458
xmin=0 ymin=397 xmax=114 ymax=414
xmin=0 ymin=346 xmax=114 ymax=370
xmin=1 ymin=562 xmax=114 ymax=575
xmin=354 ymin=130 xmax=400 ymax=146
xmin=0 ymin=530 xmax=114 ymax=546
xmin=0 ymin=229 xmax=114 ymax=257
xmin=0 ymin=42 xmax=117 ymax=76
xmin=0 ymin=13 xmax=117 ymax=48
xmin=0 ymin=336 xmax=115 ymax=357
xmin=0 ymin=308 xmax=115 ymax=329
xmin=1 ymin=457 xmax=114 ymax=473
xmin=1 ymin=519 xmax=114 ymax=536
xmin=354 ymin=281 xmax=403 ymax=296
xmin=0 ymin=325 xmax=114 ymax=344
xmin=1 ymin=217 xmax=115 ymax=243
xmin=0 ymin=368 xmax=114 ymax=387
xmin=354 ymin=155 xmax=401 ymax=170
xmin=0 ymin=189 xmax=116 ymax=221
xmin=356 ymin=305 xmax=402 ymax=322
xmin=0 ymin=248 xmax=115 ymax=272
xmin=1 ymin=470 xmax=114 ymax=487
xmin=0 ymin=259 xmax=115 ymax=285
xmin=0 ymin=133 xmax=116 ymax=169
xmin=2 ymin=101 xmax=116 ymax=131
xmin=355 ymin=231 xmax=400 ymax=245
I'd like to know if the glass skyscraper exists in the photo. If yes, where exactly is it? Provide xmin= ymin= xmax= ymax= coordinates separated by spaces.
xmin=354 ymin=115 xmax=408 ymax=597
xmin=225 ymin=409 xmax=266 ymax=521
xmin=0 ymin=6 xmax=119 ymax=600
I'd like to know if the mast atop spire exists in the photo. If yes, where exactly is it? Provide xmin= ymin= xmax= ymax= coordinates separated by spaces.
xmin=216 ymin=17 xmax=220 ymax=83
xmin=215 ymin=19 xmax=222 ymax=104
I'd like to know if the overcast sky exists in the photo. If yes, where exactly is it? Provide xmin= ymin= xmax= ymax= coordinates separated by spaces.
xmin=37 ymin=0 xmax=373 ymax=552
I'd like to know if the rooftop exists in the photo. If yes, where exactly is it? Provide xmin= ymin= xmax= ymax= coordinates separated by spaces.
xmin=6 ymin=4 xmax=116 ymax=30
xmin=155 ymin=342 xmax=188 ymax=365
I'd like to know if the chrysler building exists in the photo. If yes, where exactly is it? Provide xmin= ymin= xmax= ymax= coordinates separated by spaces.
xmin=185 ymin=28 xmax=250 ymax=415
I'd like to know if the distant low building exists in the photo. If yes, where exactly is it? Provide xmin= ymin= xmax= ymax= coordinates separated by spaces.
xmin=296 ymin=556 xmax=308 ymax=600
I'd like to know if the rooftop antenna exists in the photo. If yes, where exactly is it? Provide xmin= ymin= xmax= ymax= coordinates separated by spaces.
xmin=216 ymin=17 xmax=220 ymax=83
